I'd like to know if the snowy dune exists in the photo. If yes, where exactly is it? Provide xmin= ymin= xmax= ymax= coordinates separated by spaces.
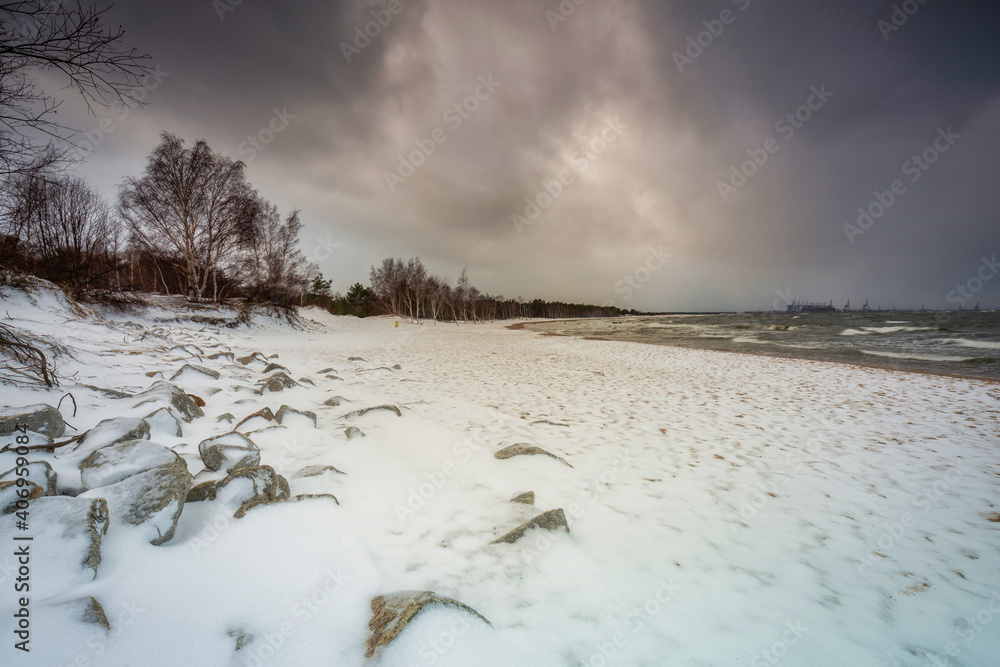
xmin=1 ymin=286 xmax=999 ymax=667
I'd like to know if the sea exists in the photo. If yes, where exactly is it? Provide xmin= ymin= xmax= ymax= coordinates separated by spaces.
xmin=522 ymin=311 xmax=1000 ymax=381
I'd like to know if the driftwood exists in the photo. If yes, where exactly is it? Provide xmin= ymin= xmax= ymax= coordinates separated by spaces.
xmin=0 ymin=431 xmax=86 ymax=454
xmin=0 ymin=322 xmax=57 ymax=388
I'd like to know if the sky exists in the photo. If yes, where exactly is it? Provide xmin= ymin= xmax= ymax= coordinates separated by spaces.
xmin=51 ymin=0 xmax=1000 ymax=311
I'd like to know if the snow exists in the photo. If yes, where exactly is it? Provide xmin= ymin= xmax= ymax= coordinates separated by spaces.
xmin=1 ymin=283 xmax=999 ymax=666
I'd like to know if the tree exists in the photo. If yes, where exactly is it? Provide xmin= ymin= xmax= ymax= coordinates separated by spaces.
xmin=118 ymin=133 xmax=255 ymax=300
xmin=0 ymin=1 xmax=152 ymax=178
xmin=309 ymin=273 xmax=332 ymax=299
xmin=346 ymin=282 xmax=374 ymax=316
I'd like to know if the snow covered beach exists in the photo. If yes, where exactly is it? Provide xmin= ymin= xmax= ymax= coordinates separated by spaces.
xmin=2 ymin=284 xmax=999 ymax=667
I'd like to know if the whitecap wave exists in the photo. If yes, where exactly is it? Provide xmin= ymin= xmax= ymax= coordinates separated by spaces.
xmin=860 ymin=350 xmax=973 ymax=363
xmin=950 ymin=339 xmax=1000 ymax=350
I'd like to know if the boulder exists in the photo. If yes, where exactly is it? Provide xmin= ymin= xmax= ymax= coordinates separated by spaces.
xmin=257 ymin=372 xmax=299 ymax=394
xmin=316 ymin=368 xmax=336 ymax=374
xmin=510 ymin=492 xmax=535 ymax=505
xmin=144 ymin=408 xmax=183 ymax=438
xmin=494 ymin=443 xmax=572 ymax=468
xmin=298 ymin=377 xmax=316 ymax=386
xmin=275 ymin=405 xmax=317 ymax=428
xmin=1 ymin=460 xmax=56 ymax=496
xmin=170 ymin=364 xmax=221 ymax=381
xmin=198 ymin=432 xmax=261 ymax=474
xmin=0 ymin=404 xmax=65 ymax=438
xmin=345 ymin=427 xmax=365 ymax=440
xmin=343 ymin=405 xmax=402 ymax=419
xmin=145 ymin=371 xmax=164 ymax=379
xmin=80 ymin=440 xmax=183 ymax=489
xmin=235 ymin=407 xmax=275 ymax=432
xmin=263 ymin=363 xmax=289 ymax=374
xmin=0 ymin=480 xmax=44 ymax=513
xmin=217 ymin=413 xmax=235 ymax=424
xmin=236 ymin=352 xmax=267 ymax=365
xmin=187 ymin=465 xmax=290 ymax=519
xmin=492 ymin=509 xmax=570 ymax=544
xmin=322 ymin=396 xmax=349 ymax=407
xmin=348 ymin=356 xmax=366 ymax=362
xmin=84 ymin=458 xmax=191 ymax=545
xmin=392 ymin=364 xmax=402 ymax=370
xmin=366 ymin=591 xmax=491 ymax=658
xmin=132 ymin=381 xmax=205 ymax=422
xmin=76 ymin=417 xmax=150 ymax=453
xmin=4 ymin=497 xmax=109 ymax=582
xmin=207 ymin=352 xmax=235 ymax=362
xmin=293 ymin=464 xmax=344 ymax=478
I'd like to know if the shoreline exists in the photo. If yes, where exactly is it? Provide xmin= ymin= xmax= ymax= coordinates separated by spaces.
xmin=507 ymin=320 xmax=1000 ymax=386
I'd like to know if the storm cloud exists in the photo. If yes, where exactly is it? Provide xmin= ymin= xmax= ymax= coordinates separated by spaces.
xmin=57 ymin=0 xmax=1000 ymax=310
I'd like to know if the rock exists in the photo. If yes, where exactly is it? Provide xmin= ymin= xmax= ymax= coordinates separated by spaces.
xmin=317 ymin=368 xmax=336 ymax=374
xmin=80 ymin=440 xmax=184 ymax=489
xmin=392 ymin=364 xmax=402 ymax=370
xmin=207 ymin=352 xmax=235 ymax=362
xmin=13 ymin=496 xmax=109 ymax=580
xmin=217 ymin=413 xmax=235 ymax=424
xmin=492 ymin=509 xmax=570 ymax=544
xmin=84 ymin=459 xmax=192 ymax=545
xmin=81 ymin=385 xmax=132 ymax=399
xmin=298 ymin=377 xmax=316 ymax=386
xmin=343 ymin=405 xmax=402 ymax=419
xmin=257 ymin=372 xmax=299 ymax=394
xmin=292 ymin=493 xmax=339 ymax=505
xmin=235 ymin=407 xmax=275 ymax=432
xmin=263 ymin=363 xmax=289 ymax=374
xmin=54 ymin=597 xmax=110 ymax=631
xmin=494 ymin=443 xmax=572 ymax=468
xmin=985 ymin=513 xmax=1000 ymax=523
xmin=198 ymin=432 xmax=261 ymax=474
xmin=169 ymin=344 xmax=203 ymax=357
xmin=0 ymin=480 xmax=44 ymax=513
xmin=236 ymin=353 xmax=266 ymax=365
xmin=275 ymin=405 xmax=317 ymax=428
xmin=145 ymin=371 xmax=164 ymax=378
xmin=0 ymin=460 xmax=56 ymax=496
xmin=293 ymin=464 xmax=344 ymax=478
xmin=510 ymin=491 xmax=535 ymax=505
xmin=132 ymin=381 xmax=205 ymax=422
xmin=77 ymin=417 xmax=150 ymax=453
xmin=188 ymin=394 xmax=207 ymax=407
xmin=0 ymin=404 xmax=65 ymax=438
xmin=170 ymin=364 xmax=221 ymax=381
xmin=366 ymin=591 xmax=491 ymax=658
xmin=144 ymin=408 xmax=183 ymax=437
xmin=348 ymin=356 xmax=366 ymax=362
xmin=268 ymin=354 xmax=279 ymax=359
xmin=322 ymin=396 xmax=349 ymax=407
xmin=345 ymin=426 xmax=366 ymax=440
xmin=228 ymin=629 xmax=253 ymax=652
xmin=187 ymin=465 xmax=289 ymax=519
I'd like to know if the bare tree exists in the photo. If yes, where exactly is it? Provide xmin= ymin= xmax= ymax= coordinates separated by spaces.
xmin=0 ymin=1 xmax=152 ymax=177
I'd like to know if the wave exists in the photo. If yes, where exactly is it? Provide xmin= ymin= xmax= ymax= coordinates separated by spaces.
xmin=860 ymin=350 xmax=974 ymax=363
xmin=839 ymin=329 xmax=872 ymax=336
xmin=949 ymin=339 xmax=1000 ymax=350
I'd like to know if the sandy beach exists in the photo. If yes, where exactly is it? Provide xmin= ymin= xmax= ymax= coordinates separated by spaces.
xmin=1 ymin=289 xmax=999 ymax=666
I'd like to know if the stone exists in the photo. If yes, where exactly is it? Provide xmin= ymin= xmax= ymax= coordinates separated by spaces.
xmin=76 ymin=417 xmax=150 ymax=453
xmin=217 ymin=413 xmax=235 ymax=424
xmin=317 ymin=368 xmax=336 ymax=374
xmin=298 ymin=377 xmax=315 ymax=386
xmin=292 ymin=493 xmax=340 ymax=505
xmin=145 ymin=371 xmax=164 ymax=378
xmin=348 ymin=356 xmax=366 ymax=362
xmin=275 ymin=405 xmax=317 ymax=428
xmin=132 ymin=381 xmax=205 ymax=422
xmin=83 ymin=459 xmax=192 ymax=545
xmin=345 ymin=426 xmax=366 ymax=440
xmin=0 ymin=404 xmax=65 ymax=438
xmin=0 ymin=480 xmax=43 ymax=513
xmin=343 ymin=405 xmax=402 ymax=419
xmin=207 ymin=352 xmax=235 ymax=362
xmin=257 ymin=372 xmax=299 ymax=394
xmin=144 ymin=407 xmax=183 ymax=437
xmin=293 ymin=464 xmax=344 ymax=478
xmin=0 ymin=460 xmax=56 ymax=496
xmin=81 ymin=385 xmax=132 ymax=399
xmin=7 ymin=496 xmax=109 ymax=582
xmin=494 ymin=443 xmax=572 ymax=468
xmin=263 ymin=363 xmax=289 ymax=374
xmin=188 ymin=394 xmax=207 ymax=407
xmin=235 ymin=407 xmax=275 ymax=431
xmin=366 ymin=591 xmax=491 ymax=658
xmin=170 ymin=364 xmax=221 ymax=381
xmin=510 ymin=492 xmax=535 ymax=505
xmin=228 ymin=629 xmax=253 ymax=652
xmin=80 ymin=440 xmax=183 ymax=489
xmin=187 ymin=465 xmax=290 ymax=519
xmin=322 ymin=396 xmax=349 ymax=407
xmin=236 ymin=353 xmax=266 ymax=365
xmin=198 ymin=432 xmax=261 ymax=474
xmin=392 ymin=364 xmax=402 ymax=370
xmin=492 ymin=509 xmax=570 ymax=544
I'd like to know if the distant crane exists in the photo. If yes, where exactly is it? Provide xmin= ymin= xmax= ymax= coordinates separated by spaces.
xmin=844 ymin=299 xmax=851 ymax=312
xmin=862 ymin=298 xmax=871 ymax=313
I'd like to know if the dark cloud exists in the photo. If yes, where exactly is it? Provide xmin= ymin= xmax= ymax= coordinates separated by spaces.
xmin=54 ymin=0 xmax=1000 ymax=310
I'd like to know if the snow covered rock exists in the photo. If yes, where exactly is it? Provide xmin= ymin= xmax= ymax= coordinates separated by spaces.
xmin=366 ymin=591 xmax=491 ymax=658
xmin=235 ymin=407 xmax=274 ymax=432
xmin=0 ymin=404 xmax=65 ymax=438
xmin=131 ymin=381 xmax=205 ymax=422
xmin=322 ymin=396 xmax=349 ymax=407
xmin=144 ymin=407 xmax=183 ymax=437
xmin=83 ymin=458 xmax=192 ymax=545
xmin=198 ymin=432 xmax=261 ymax=474
xmin=0 ymin=480 xmax=44 ymax=512
xmin=207 ymin=351 xmax=235 ymax=362
xmin=257 ymin=372 xmax=299 ymax=393
xmin=510 ymin=491 xmax=535 ymax=505
xmin=293 ymin=464 xmax=344 ymax=478
xmin=492 ymin=508 xmax=570 ymax=544
xmin=263 ymin=362 xmax=289 ymax=374
xmin=1 ymin=460 xmax=57 ymax=496
xmin=348 ymin=356 xmax=366 ymax=362
xmin=494 ymin=443 xmax=572 ymax=467
xmin=344 ymin=426 xmax=366 ymax=440
xmin=79 ymin=440 xmax=183 ymax=489
xmin=217 ymin=413 xmax=235 ymax=424
xmin=77 ymin=417 xmax=150 ymax=453
xmin=81 ymin=384 xmax=132 ymax=398
xmin=236 ymin=352 xmax=267 ymax=365
xmin=169 ymin=364 xmax=221 ymax=381
xmin=187 ymin=465 xmax=290 ymax=518
xmin=343 ymin=404 xmax=402 ymax=418
xmin=275 ymin=405 xmax=317 ymax=427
